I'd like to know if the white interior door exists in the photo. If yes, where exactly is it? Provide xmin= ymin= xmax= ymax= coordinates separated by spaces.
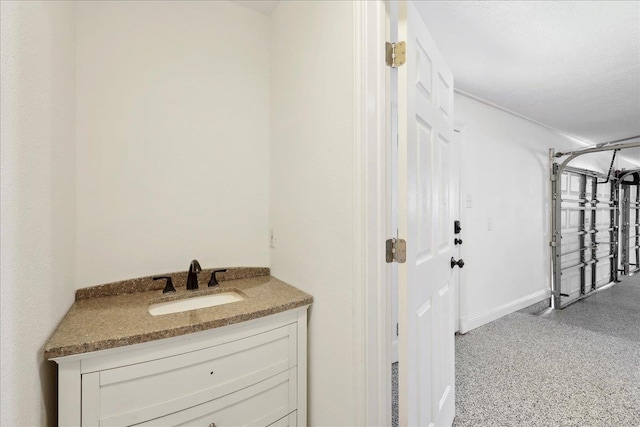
xmin=397 ymin=1 xmax=456 ymax=425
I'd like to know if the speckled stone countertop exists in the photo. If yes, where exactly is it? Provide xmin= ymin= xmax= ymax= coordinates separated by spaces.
xmin=44 ymin=267 xmax=312 ymax=359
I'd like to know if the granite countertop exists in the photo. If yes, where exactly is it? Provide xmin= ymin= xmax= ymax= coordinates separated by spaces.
xmin=44 ymin=267 xmax=313 ymax=359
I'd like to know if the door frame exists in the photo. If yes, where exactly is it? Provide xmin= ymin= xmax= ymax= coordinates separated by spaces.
xmin=453 ymin=128 xmax=465 ymax=333
xmin=354 ymin=1 xmax=466 ymax=424
xmin=353 ymin=0 xmax=393 ymax=425
xmin=354 ymin=0 xmax=464 ymax=424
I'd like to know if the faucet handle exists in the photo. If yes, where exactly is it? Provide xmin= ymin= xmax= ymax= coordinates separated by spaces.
xmin=153 ymin=276 xmax=176 ymax=294
xmin=208 ymin=269 xmax=228 ymax=287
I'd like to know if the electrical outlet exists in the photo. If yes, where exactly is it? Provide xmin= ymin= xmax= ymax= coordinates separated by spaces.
xmin=488 ymin=218 xmax=493 ymax=231
xmin=269 ymin=229 xmax=277 ymax=248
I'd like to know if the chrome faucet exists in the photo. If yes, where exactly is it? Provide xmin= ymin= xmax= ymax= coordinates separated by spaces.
xmin=186 ymin=259 xmax=202 ymax=290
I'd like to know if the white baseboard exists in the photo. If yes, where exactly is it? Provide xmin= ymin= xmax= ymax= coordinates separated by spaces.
xmin=459 ymin=288 xmax=550 ymax=334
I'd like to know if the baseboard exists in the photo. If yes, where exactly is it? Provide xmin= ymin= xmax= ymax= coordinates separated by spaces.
xmin=459 ymin=288 xmax=551 ymax=334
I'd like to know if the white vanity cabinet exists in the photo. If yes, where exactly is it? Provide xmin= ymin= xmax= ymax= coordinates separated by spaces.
xmin=53 ymin=307 xmax=308 ymax=427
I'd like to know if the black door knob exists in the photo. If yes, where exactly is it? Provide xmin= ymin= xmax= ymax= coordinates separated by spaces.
xmin=451 ymin=257 xmax=464 ymax=269
xmin=454 ymin=238 xmax=463 ymax=245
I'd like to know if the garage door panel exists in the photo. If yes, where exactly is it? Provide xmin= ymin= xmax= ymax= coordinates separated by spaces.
xmin=629 ymin=233 xmax=639 ymax=272
xmin=561 ymin=253 xmax=580 ymax=267
xmin=561 ymin=239 xmax=579 ymax=253
xmin=633 ymin=185 xmax=639 ymax=276
xmin=595 ymin=209 xmax=610 ymax=227
xmin=567 ymin=174 xmax=581 ymax=196
xmin=595 ymin=261 xmax=611 ymax=287
xmin=597 ymin=184 xmax=611 ymax=199
xmin=561 ymin=269 xmax=582 ymax=302
xmin=595 ymin=246 xmax=610 ymax=259
xmin=561 ymin=210 xmax=582 ymax=232
xmin=555 ymin=168 xmax=619 ymax=308
xmin=621 ymin=182 xmax=640 ymax=275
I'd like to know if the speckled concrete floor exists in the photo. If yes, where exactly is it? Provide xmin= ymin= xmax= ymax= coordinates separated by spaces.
xmin=540 ymin=275 xmax=640 ymax=343
xmin=392 ymin=362 xmax=398 ymax=427
xmin=454 ymin=275 xmax=640 ymax=426
xmin=393 ymin=275 xmax=640 ymax=427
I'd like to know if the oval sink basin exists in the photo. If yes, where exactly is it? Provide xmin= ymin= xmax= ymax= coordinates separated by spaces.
xmin=149 ymin=291 xmax=245 ymax=316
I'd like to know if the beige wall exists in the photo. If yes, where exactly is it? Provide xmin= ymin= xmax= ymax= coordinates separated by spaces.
xmin=75 ymin=1 xmax=271 ymax=287
xmin=2 ymin=2 xmax=362 ymax=424
xmin=1 ymin=2 xmax=77 ymax=425
xmin=1 ymin=1 xmax=272 ymax=423
xmin=269 ymin=1 xmax=359 ymax=425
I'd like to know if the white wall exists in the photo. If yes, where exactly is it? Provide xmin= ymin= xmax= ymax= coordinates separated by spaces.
xmin=455 ymin=93 xmax=637 ymax=332
xmin=75 ymin=1 xmax=271 ymax=287
xmin=0 ymin=2 xmax=77 ymax=425
xmin=269 ymin=1 xmax=358 ymax=425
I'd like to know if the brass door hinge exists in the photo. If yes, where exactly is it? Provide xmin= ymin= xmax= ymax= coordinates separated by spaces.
xmin=386 ymin=238 xmax=407 ymax=263
xmin=385 ymin=41 xmax=406 ymax=68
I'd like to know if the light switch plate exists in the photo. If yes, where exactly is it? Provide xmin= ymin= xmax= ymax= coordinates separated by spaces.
xmin=269 ymin=229 xmax=277 ymax=248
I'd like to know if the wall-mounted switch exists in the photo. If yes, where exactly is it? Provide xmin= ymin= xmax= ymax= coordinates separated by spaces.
xmin=466 ymin=194 xmax=472 ymax=208
xmin=270 ymin=229 xmax=277 ymax=248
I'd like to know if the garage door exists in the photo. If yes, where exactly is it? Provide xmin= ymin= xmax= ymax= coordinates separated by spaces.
xmin=621 ymin=172 xmax=640 ymax=276
xmin=554 ymin=167 xmax=618 ymax=308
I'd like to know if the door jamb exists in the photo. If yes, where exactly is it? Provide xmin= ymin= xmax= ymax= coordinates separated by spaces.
xmin=454 ymin=128 xmax=464 ymax=333
xmin=353 ymin=0 xmax=392 ymax=426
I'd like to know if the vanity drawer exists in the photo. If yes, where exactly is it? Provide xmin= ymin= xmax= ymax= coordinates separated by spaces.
xmin=83 ymin=324 xmax=297 ymax=426
xmin=133 ymin=369 xmax=296 ymax=427
xmin=267 ymin=411 xmax=297 ymax=427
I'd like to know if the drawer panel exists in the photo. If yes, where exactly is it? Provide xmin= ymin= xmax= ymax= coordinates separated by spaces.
xmin=132 ymin=369 xmax=296 ymax=427
xmin=267 ymin=411 xmax=297 ymax=427
xmin=93 ymin=325 xmax=296 ymax=424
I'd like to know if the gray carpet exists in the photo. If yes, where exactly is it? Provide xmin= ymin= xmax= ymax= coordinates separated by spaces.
xmin=393 ymin=275 xmax=640 ymax=426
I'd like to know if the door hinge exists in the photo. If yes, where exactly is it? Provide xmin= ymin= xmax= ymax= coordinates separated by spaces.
xmin=385 ymin=41 xmax=406 ymax=68
xmin=386 ymin=238 xmax=406 ymax=263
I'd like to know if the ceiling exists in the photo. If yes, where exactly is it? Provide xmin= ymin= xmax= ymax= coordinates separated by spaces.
xmin=414 ymin=1 xmax=640 ymax=163
xmin=235 ymin=0 xmax=639 ymax=163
